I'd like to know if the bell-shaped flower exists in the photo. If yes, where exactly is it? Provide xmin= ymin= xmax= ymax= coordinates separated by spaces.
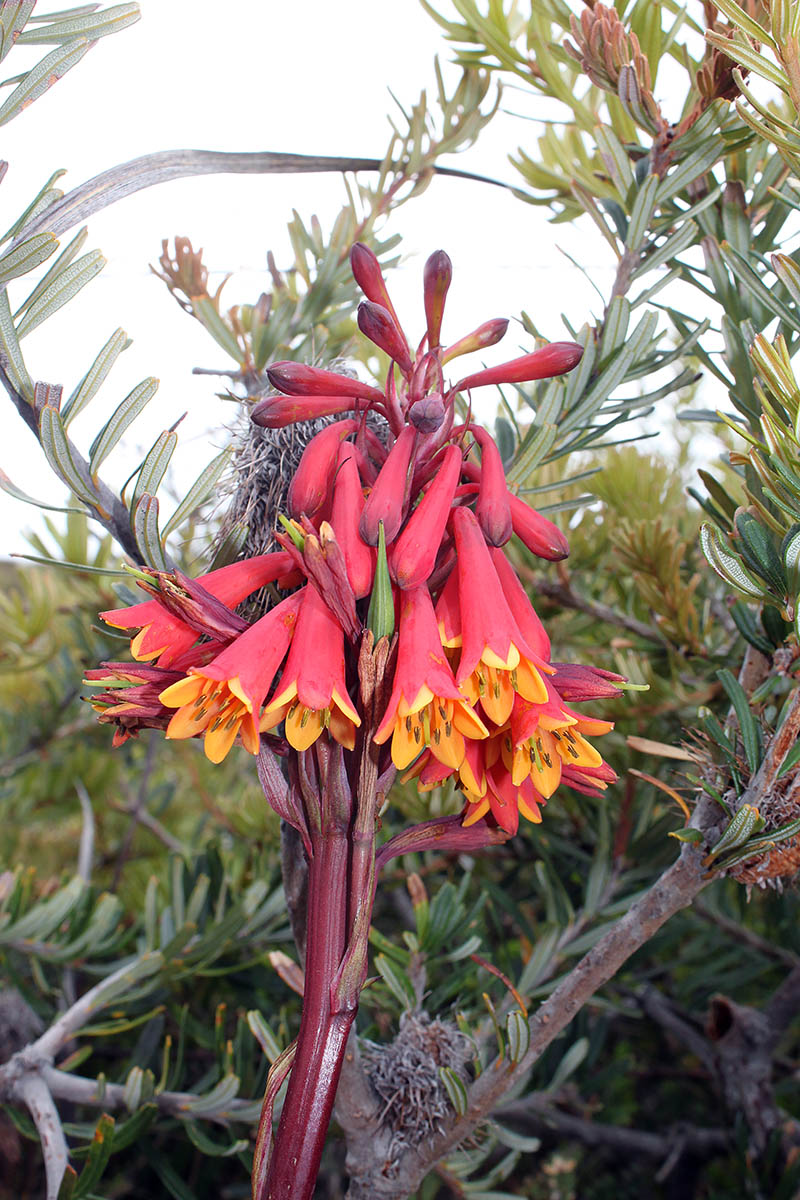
xmin=471 ymin=427 xmax=512 ymax=547
xmin=461 ymin=732 xmax=544 ymax=834
xmin=509 ymin=687 xmax=613 ymax=798
xmin=262 ymin=584 xmax=361 ymax=751
xmin=101 ymin=552 xmax=296 ymax=666
xmin=359 ymin=424 xmax=416 ymax=545
xmin=390 ymin=444 xmax=461 ymax=590
xmin=374 ymin=585 xmax=488 ymax=771
xmin=287 ymin=419 xmax=357 ymax=519
xmin=330 ymin=443 xmax=375 ymax=599
xmin=452 ymin=506 xmax=552 ymax=725
xmin=159 ymin=591 xmax=303 ymax=763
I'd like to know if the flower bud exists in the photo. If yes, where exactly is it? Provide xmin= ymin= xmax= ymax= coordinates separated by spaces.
xmin=408 ymin=392 xmax=445 ymax=434
xmin=442 ymin=318 xmax=509 ymax=364
xmin=350 ymin=242 xmax=404 ymax=329
xmin=423 ymin=249 xmax=452 ymax=349
xmin=367 ymin=521 xmax=395 ymax=641
xmin=303 ymin=524 xmax=360 ymax=642
xmin=267 ymin=360 xmax=384 ymax=404
xmin=454 ymin=341 xmax=583 ymax=391
xmin=287 ymin=419 xmax=357 ymax=519
xmin=357 ymin=301 xmax=412 ymax=375
xmin=251 ymin=393 xmax=361 ymax=428
xmin=471 ymin=426 xmax=512 ymax=547
xmin=508 ymin=491 xmax=570 ymax=560
xmin=360 ymin=424 xmax=416 ymax=545
xmin=391 ymin=443 xmax=461 ymax=589
xmin=330 ymin=443 xmax=375 ymax=598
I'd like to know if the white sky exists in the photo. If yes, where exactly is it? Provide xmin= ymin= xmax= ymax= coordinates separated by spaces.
xmin=0 ymin=1 xmax=621 ymax=558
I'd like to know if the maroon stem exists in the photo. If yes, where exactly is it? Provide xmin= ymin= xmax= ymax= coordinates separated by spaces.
xmin=262 ymin=797 xmax=354 ymax=1198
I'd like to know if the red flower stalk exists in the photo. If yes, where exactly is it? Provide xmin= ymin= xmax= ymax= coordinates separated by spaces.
xmin=374 ymin=585 xmax=488 ymax=770
xmin=423 ymin=249 xmax=452 ymax=349
xmin=266 ymin=360 xmax=384 ymax=404
xmin=390 ymin=443 xmax=462 ymax=590
xmin=454 ymin=341 xmax=583 ymax=392
xmin=330 ymin=444 xmax=375 ymax=599
xmin=263 ymin=585 xmax=361 ymax=751
xmin=101 ymin=552 xmax=296 ymax=666
xmin=359 ymin=424 xmax=416 ymax=545
xmin=470 ymin=426 xmax=512 ymax=547
xmin=159 ymin=591 xmax=302 ymax=762
xmin=357 ymin=301 xmax=413 ymax=375
xmin=287 ymin=419 xmax=358 ymax=519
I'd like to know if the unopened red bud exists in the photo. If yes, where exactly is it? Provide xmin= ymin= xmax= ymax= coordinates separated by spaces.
xmin=442 ymin=318 xmax=509 ymax=363
xmin=251 ymin=393 xmax=362 ymax=428
xmin=357 ymin=301 xmax=413 ymax=375
xmin=350 ymin=242 xmax=404 ymax=329
xmin=360 ymin=424 xmax=416 ymax=545
xmin=508 ymin=491 xmax=570 ymax=560
xmin=408 ymin=393 xmax=445 ymax=434
xmin=330 ymin=443 xmax=375 ymax=598
xmin=267 ymin=360 xmax=384 ymax=404
xmin=423 ymin=250 xmax=452 ymax=349
xmin=471 ymin=427 xmax=512 ymax=547
xmin=455 ymin=341 xmax=583 ymax=391
xmin=287 ymin=419 xmax=358 ymax=519
xmin=391 ymin=444 xmax=462 ymax=589
xmin=549 ymin=662 xmax=627 ymax=700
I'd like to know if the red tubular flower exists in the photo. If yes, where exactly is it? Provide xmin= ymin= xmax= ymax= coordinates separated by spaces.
xmin=390 ymin=444 xmax=461 ymax=590
xmin=262 ymin=585 xmax=361 ymax=751
xmin=452 ymin=506 xmax=552 ymax=725
xmin=489 ymin=548 xmax=551 ymax=660
xmin=423 ymin=250 xmax=452 ymax=349
xmin=471 ymin=426 xmax=512 ymax=547
xmin=509 ymin=686 xmax=613 ymax=798
xmin=287 ymin=419 xmax=358 ymax=519
xmin=251 ymin=393 xmax=364 ymax=428
xmin=159 ymin=591 xmax=303 ymax=763
xmin=100 ymin=552 xmax=296 ymax=666
xmin=442 ymin=318 xmax=508 ymax=364
xmin=508 ymin=491 xmax=570 ymax=561
xmin=461 ymin=731 xmax=544 ymax=834
xmin=357 ymin=301 xmax=413 ymax=375
xmin=359 ymin=424 xmax=416 ymax=546
xmin=454 ymin=341 xmax=583 ymax=392
xmin=374 ymin=586 xmax=488 ymax=770
xmin=330 ymin=443 xmax=375 ymax=599
xmin=266 ymin=361 xmax=384 ymax=405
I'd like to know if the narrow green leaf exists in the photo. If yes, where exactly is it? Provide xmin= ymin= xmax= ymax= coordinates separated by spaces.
xmin=735 ymin=511 xmax=787 ymax=595
xmin=367 ymin=522 xmax=395 ymax=640
xmin=374 ymin=952 xmax=415 ymax=1008
xmin=0 ymin=289 xmax=32 ymax=398
xmin=700 ymin=521 xmax=766 ymax=598
xmin=438 ymin=1066 xmax=468 ymax=1115
xmin=0 ymin=3 xmax=36 ymax=63
xmin=505 ymin=1010 xmax=530 ymax=1065
xmin=88 ymin=376 xmax=159 ymax=473
xmin=39 ymin=405 xmax=99 ymax=506
xmin=71 ymin=1113 xmax=115 ymax=1197
xmin=162 ymin=447 xmax=231 ymax=538
xmin=0 ymin=466 xmax=83 ymax=512
xmin=717 ymin=668 xmax=762 ymax=772
xmin=706 ymin=804 xmax=765 ymax=863
xmin=636 ymin=218 xmax=697 ymax=276
xmin=0 ymin=231 xmax=57 ymax=284
xmin=62 ymin=326 xmax=130 ymax=424
xmin=0 ymin=38 xmax=93 ymax=127
xmin=656 ymin=139 xmax=724 ymax=205
xmin=132 ymin=494 xmax=168 ymax=570
xmin=17 ymin=4 xmax=140 ymax=44
xmin=130 ymin=430 xmax=177 ymax=513
xmin=719 ymin=243 xmax=797 ymax=330
xmin=16 ymin=249 xmax=105 ymax=339
xmin=0 ymin=169 xmax=65 ymax=245
xmin=15 ymin=225 xmax=88 ymax=317
xmin=626 ymin=173 xmax=659 ymax=249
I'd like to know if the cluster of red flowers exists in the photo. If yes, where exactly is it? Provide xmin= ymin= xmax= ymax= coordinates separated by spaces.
xmin=87 ymin=245 xmax=620 ymax=834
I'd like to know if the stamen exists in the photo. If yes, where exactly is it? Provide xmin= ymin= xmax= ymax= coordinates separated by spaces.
xmin=438 ymin=704 xmax=447 ymax=720
xmin=193 ymin=694 xmax=207 ymax=708
xmin=414 ymin=725 xmax=422 ymax=744
xmin=567 ymin=743 xmax=579 ymax=758
xmin=300 ymin=708 xmax=310 ymax=728
xmin=445 ymin=721 xmax=452 ymax=738
xmin=225 ymin=715 xmax=238 ymax=730
xmin=543 ymin=752 xmax=552 ymax=767
xmin=406 ymin=715 xmax=413 ymax=732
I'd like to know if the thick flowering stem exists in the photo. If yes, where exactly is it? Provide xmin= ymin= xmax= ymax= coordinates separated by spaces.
xmin=261 ymin=744 xmax=355 ymax=1200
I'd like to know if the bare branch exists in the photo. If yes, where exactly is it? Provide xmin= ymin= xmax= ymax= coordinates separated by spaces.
xmin=13 ymin=1072 xmax=68 ymax=1200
